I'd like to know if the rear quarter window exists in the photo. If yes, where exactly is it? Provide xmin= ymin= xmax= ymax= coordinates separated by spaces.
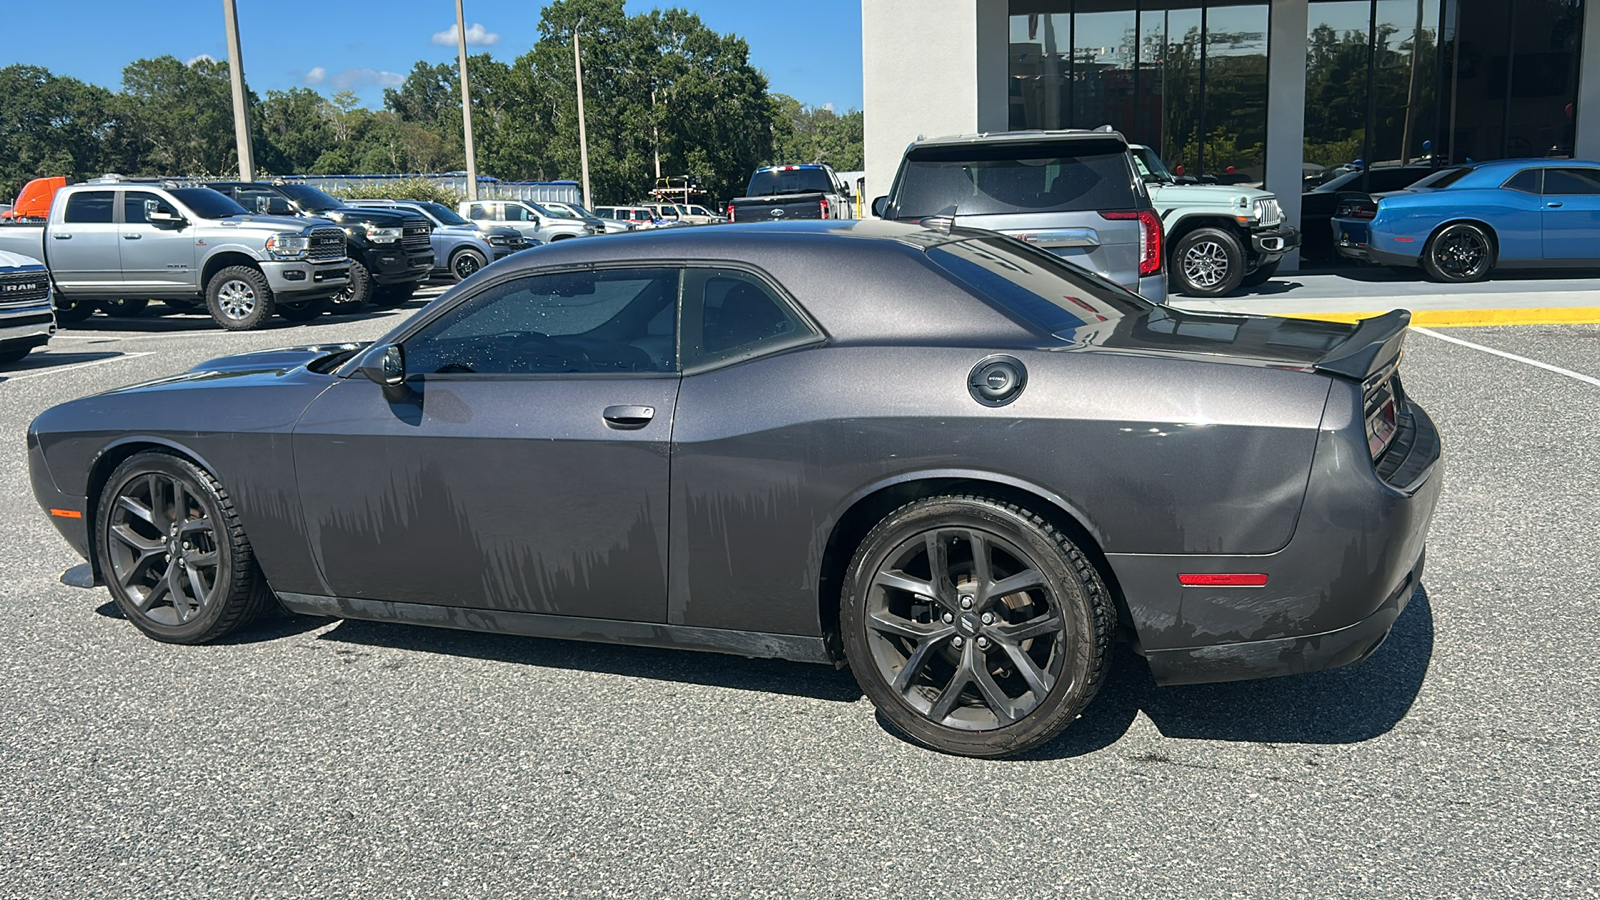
xmin=893 ymin=139 xmax=1139 ymax=218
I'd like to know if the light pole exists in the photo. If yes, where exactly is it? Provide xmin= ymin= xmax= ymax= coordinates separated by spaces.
xmin=222 ymin=0 xmax=255 ymax=181
xmin=574 ymin=18 xmax=592 ymax=208
xmin=456 ymin=0 xmax=479 ymax=200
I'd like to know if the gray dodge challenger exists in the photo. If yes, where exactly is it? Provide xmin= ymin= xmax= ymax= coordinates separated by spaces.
xmin=28 ymin=220 xmax=1441 ymax=757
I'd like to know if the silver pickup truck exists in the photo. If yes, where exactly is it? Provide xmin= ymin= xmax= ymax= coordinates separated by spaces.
xmin=0 ymin=180 xmax=350 ymax=331
xmin=0 ymin=249 xmax=55 ymax=365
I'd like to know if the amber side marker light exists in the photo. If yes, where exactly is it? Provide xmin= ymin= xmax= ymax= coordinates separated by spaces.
xmin=1178 ymin=573 xmax=1268 ymax=587
xmin=49 ymin=509 xmax=83 ymax=519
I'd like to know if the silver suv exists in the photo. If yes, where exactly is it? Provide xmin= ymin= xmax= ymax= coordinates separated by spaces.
xmin=458 ymin=199 xmax=600 ymax=243
xmin=874 ymin=130 xmax=1166 ymax=302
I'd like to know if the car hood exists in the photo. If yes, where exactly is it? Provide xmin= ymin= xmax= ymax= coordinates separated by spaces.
xmin=218 ymin=214 xmax=328 ymax=231
xmin=0 ymin=248 xmax=45 ymax=269
xmin=188 ymin=343 xmax=371 ymax=375
xmin=311 ymin=207 xmax=413 ymax=227
xmin=1149 ymin=182 xmax=1273 ymax=205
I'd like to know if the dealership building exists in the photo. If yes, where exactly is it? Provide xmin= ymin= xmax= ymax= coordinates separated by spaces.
xmin=862 ymin=0 xmax=1598 ymax=268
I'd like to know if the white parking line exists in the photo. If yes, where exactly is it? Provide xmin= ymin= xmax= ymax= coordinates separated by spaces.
xmin=1413 ymin=327 xmax=1600 ymax=389
xmin=2 ymin=352 xmax=156 ymax=382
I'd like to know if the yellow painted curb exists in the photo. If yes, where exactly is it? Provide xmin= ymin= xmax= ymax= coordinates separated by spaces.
xmin=1275 ymin=307 xmax=1600 ymax=327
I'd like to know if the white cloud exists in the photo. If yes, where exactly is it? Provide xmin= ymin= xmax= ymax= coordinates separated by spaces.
xmin=329 ymin=68 xmax=406 ymax=90
xmin=431 ymin=22 xmax=500 ymax=47
xmin=822 ymin=102 xmax=835 ymax=112
xmin=305 ymin=66 xmax=327 ymax=86
xmin=186 ymin=53 xmax=214 ymax=66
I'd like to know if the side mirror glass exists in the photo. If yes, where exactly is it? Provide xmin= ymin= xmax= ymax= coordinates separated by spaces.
xmin=871 ymin=196 xmax=890 ymax=218
xmin=360 ymin=343 xmax=406 ymax=387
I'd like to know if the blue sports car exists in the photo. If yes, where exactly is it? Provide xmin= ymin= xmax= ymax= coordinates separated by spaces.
xmin=1332 ymin=159 xmax=1600 ymax=282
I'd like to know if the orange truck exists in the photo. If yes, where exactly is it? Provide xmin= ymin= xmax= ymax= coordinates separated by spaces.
xmin=0 ymin=176 xmax=69 ymax=222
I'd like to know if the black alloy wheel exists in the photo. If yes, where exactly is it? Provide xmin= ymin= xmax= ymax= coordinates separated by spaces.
xmin=450 ymin=248 xmax=486 ymax=282
xmin=841 ymin=495 xmax=1113 ymax=758
xmin=1422 ymin=223 xmax=1494 ymax=283
xmin=96 ymin=453 xmax=271 ymax=644
xmin=98 ymin=298 xmax=150 ymax=317
xmin=329 ymin=260 xmax=371 ymax=314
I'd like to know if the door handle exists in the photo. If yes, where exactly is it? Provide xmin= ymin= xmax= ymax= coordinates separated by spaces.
xmin=1547 ymin=202 xmax=1565 ymax=208
xmin=123 ymin=234 xmax=142 ymax=240
xmin=53 ymin=233 xmax=72 ymax=239
xmin=602 ymin=405 xmax=655 ymax=428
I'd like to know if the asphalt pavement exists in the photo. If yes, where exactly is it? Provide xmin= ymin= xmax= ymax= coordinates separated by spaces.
xmin=1 ymin=295 xmax=1597 ymax=897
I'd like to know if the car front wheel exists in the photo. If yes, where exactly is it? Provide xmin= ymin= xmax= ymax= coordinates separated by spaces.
xmin=95 ymin=452 xmax=273 ymax=644
xmin=841 ymin=495 xmax=1114 ymax=758
xmin=205 ymin=266 xmax=275 ymax=331
xmin=1172 ymin=227 xmax=1246 ymax=297
xmin=450 ymin=248 xmax=486 ymax=281
xmin=1422 ymin=223 xmax=1494 ymax=283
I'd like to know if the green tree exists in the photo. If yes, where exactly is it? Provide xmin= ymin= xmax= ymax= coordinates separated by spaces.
xmin=117 ymin=55 xmax=242 ymax=176
xmin=0 ymin=65 xmax=119 ymax=198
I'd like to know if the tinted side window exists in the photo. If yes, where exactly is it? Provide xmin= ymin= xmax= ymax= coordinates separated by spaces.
xmin=1503 ymin=169 xmax=1542 ymax=194
xmin=683 ymin=269 xmax=816 ymax=368
xmin=123 ymin=191 xmax=178 ymax=224
xmin=467 ymin=204 xmax=491 ymax=220
xmin=1370 ymin=168 xmax=1429 ymax=192
xmin=1543 ymin=168 xmax=1600 ymax=195
xmin=63 ymin=191 xmax=115 ymax=224
xmin=503 ymin=205 xmax=531 ymax=222
xmin=404 ymin=268 xmax=681 ymax=376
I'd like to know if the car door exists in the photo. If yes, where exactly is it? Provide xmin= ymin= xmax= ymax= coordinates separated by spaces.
xmin=292 ymin=265 xmax=683 ymax=622
xmin=1539 ymin=167 xmax=1600 ymax=260
xmin=48 ymin=190 xmax=122 ymax=291
xmin=118 ymin=191 xmax=197 ymax=294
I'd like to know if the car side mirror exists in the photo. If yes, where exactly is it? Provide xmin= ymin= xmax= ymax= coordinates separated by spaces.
xmin=359 ymin=343 xmax=406 ymax=388
xmin=148 ymin=208 xmax=184 ymax=228
xmin=1141 ymin=173 xmax=1163 ymax=184
xmin=872 ymin=196 xmax=890 ymax=218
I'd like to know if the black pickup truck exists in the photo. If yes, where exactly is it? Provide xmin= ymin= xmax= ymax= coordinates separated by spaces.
xmin=726 ymin=164 xmax=855 ymax=222
xmin=206 ymin=182 xmax=434 ymax=311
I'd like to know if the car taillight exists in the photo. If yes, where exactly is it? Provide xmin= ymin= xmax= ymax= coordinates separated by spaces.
xmin=727 ymin=204 xmax=736 ymax=222
xmin=1101 ymin=210 xmax=1163 ymax=276
xmin=820 ymin=198 xmax=829 ymax=218
xmin=1364 ymin=369 xmax=1401 ymax=460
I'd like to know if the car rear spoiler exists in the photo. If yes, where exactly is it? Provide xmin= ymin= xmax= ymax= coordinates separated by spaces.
xmin=1314 ymin=309 xmax=1410 ymax=381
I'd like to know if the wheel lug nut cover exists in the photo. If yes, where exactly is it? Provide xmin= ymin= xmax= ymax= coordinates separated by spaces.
xmin=942 ymin=613 xmax=954 ymax=624
xmin=960 ymin=595 xmax=973 ymax=609
xmin=981 ymin=613 xmax=993 ymax=624
xmin=953 ymin=636 xmax=964 ymax=647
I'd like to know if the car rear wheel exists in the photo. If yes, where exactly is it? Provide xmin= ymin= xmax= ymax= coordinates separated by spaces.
xmin=450 ymin=248 xmax=486 ymax=281
xmin=276 ymin=296 xmax=331 ymax=322
xmin=0 ymin=345 xmax=33 ymax=364
xmin=95 ymin=452 xmax=273 ymax=644
xmin=1241 ymin=260 xmax=1280 ymax=287
xmin=1422 ymin=223 xmax=1494 ymax=283
xmin=841 ymin=495 xmax=1114 ymax=758
xmin=54 ymin=298 xmax=97 ymax=325
xmin=329 ymin=260 xmax=371 ymax=314
xmin=205 ymin=266 xmax=275 ymax=331
xmin=1172 ymin=227 xmax=1246 ymax=297
xmin=99 ymin=298 xmax=149 ymax=317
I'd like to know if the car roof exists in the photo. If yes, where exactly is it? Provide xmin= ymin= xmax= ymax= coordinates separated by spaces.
xmin=915 ymin=129 xmax=1129 ymax=148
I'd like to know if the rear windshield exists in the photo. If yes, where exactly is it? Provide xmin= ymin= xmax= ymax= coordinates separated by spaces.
xmin=169 ymin=188 xmax=247 ymax=218
xmin=893 ymin=139 xmax=1138 ymax=217
xmin=1413 ymin=166 xmax=1473 ymax=189
xmin=747 ymin=168 xmax=834 ymax=196
xmin=419 ymin=202 xmax=469 ymax=226
xmin=275 ymin=183 xmax=346 ymax=212
xmin=926 ymin=235 xmax=1152 ymax=337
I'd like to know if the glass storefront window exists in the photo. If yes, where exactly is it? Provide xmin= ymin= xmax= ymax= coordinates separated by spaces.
xmin=1204 ymin=4 xmax=1270 ymax=182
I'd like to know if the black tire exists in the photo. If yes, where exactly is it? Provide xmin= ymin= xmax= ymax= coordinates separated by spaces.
xmin=371 ymin=281 xmax=419 ymax=309
xmin=449 ymin=248 xmax=487 ymax=282
xmin=840 ymin=495 xmax=1114 ymax=758
xmin=1241 ymin=260 xmax=1280 ymax=288
xmin=328 ymin=259 xmax=371 ymax=314
xmin=1421 ymin=222 xmax=1494 ymax=283
xmin=98 ymin=298 xmax=150 ymax=317
xmin=53 ymin=298 xmax=97 ymax=325
xmin=162 ymin=298 xmax=205 ymax=311
xmin=0 ymin=345 xmax=32 ymax=364
xmin=204 ymin=266 xmax=275 ymax=331
xmin=275 ymin=296 xmax=331 ymax=322
xmin=94 ymin=452 xmax=273 ymax=644
xmin=1171 ymin=227 xmax=1246 ymax=297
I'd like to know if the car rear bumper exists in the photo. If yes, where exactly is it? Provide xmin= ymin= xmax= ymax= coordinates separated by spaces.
xmin=0 ymin=303 xmax=55 ymax=349
xmin=1109 ymin=397 xmax=1442 ymax=686
xmin=1137 ymin=272 xmax=1168 ymax=304
xmin=1332 ymin=219 xmax=1418 ymax=267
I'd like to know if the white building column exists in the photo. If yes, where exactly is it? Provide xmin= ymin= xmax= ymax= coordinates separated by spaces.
xmin=1264 ymin=0 xmax=1309 ymax=271
xmin=1576 ymin=3 xmax=1600 ymax=160
xmin=861 ymin=0 xmax=1010 ymax=206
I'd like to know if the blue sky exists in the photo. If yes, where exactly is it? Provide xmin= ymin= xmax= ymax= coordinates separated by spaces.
xmin=7 ymin=0 xmax=864 ymax=111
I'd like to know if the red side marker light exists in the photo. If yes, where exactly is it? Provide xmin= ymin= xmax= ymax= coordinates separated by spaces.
xmin=49 ymin=509 xmax=83 ymax=519
xmin=1178 ymin=573 xmax=1268 ymax=587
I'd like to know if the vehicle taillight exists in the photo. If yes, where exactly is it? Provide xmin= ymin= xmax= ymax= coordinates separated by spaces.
xmin=727 ymin=204 xmax=736 ymax=222
xmin=820 ymin=198 xmax=829 ymax=219
xmin=1364 ymin=371 xmax=1400 ymax=460
xmin=1100 ymin=210 xmax=1163 ymax=276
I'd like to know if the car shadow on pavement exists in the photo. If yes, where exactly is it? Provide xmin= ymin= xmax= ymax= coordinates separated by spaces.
xmin=1020 ymin=585 xmax=1435 ymax=760
xmin=93 ymin=600 xmax=337 ymax=642
xmin=0 ymin=351 xmax=122 ymax=382
xmin=314 ymin=617 xmax=866 ymax=703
